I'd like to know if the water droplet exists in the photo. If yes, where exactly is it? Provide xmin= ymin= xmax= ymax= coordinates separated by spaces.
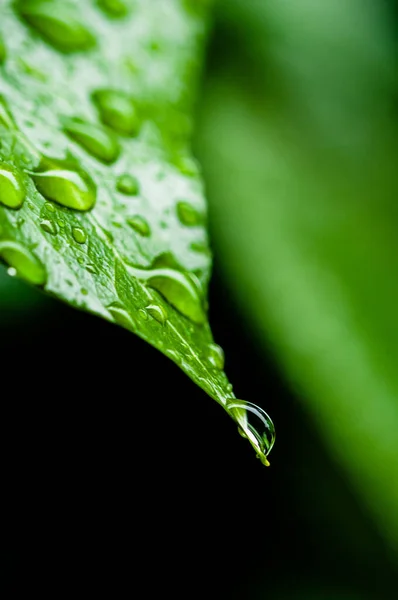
xmin=57 ymin=219 xmax=65 ymax=228
xmin=86 ymin=263 xmax=98 ymax=274
xmin=17 ymin=217 xmax=25 ymax=227
xmin=40 ymin=219 xmax=58 ymax=235
xmin=127 ymin=215 xmax=150 ymax=237
xmin=16 ymin=0 xmax=96 ymax=53
xmin=116 ymin=173 xmax=139 ymax=196
xmin=227 ymin=400 xmax=275 ymax=467
xmin=97 ymin=0 xmax=129 ymax=18
xmin=127 ymin=257 xmax=205 ymax=325
xmin=77 ymin=256 xmax=85 ymax=265
xmin=62 ymin=117 xmax=120 ymax=164
xmin=31 ymin=156 xmax=96 ymax=211
xmin=176 ymin=201 xmax=203 ymax=227
xmin=44 ymin=201 xmax=55 ymax=213
xmin=0 ymin=96 xmax=15 ymax=130
xmin=206 ymin=343 xmax=224 ymax=370
xmin=0 ymin=36 xmax=6 ymax=64
xmin=81 ymin=287 xmax=88 ymax=296
xmin=146 ymin=304 xmax=168 ymax=325
xmin=0 ymin=240 xmax=47 ymax=285
xmin=138 ymin=308 xmax=148 ymax=320
xmin=226 ymin=383 xmax=233 ymax=393
xmin=107 ymin=302 xmax=135 ymax=330
xmin=92 ymin=89 xmax=140 ymax=136
xmin=0 ymin=162 xmax=25 ymax=209
xmin=7 ymin=267 xmax=17 ymax=277
xmin=72 ymin=226 xmax=87 ymax=244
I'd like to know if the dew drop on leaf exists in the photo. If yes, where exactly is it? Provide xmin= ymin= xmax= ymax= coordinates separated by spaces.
xmin=146 ymin=304 xmax=168 ymax=325
xmin=16 ymin=0 xmax=96 ymax=53
xmin=0 ymin=240 xmax=47 ymax=285
xmin=86 ymin=263 xmax=98 ymax=274
xmin=128 ymin=258 xmax=205 ymax=325
xmin=40 ymin=218 xmax=58 ymax=235
xmin=72 ymin=226 xmax=87 ymax=244
xmin=227 ymin=400 xmax=275 ymax=467
xmin=62 ymin=117 xmax=120 ymax=164
xmin=0 ymin=162 xmax=25 ymax=209
xmin=206 ymin=342 xmax=225 ymax=370
xmin=92 ymin=89 xmax=140 ymax=136
xmin=176 ymin=201 xmax=203 ymax=227
xmin=107 ymin=302 xmax=135 ymax=330
xmin=31 ymin=156 xmax=96 ymax=211
xmin=97 ymin=0 xmax=129 ymax=18
xmin=138 ymin=308 xmax=148 ymax=320
xmin=127 ymin=215 xmax=150 ymax=237
xmin=116 ymin=173 xmax=139 ymax=196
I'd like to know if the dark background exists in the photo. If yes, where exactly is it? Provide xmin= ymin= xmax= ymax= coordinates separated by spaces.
xmin=1 ymin=258 xmax=397 ymax=598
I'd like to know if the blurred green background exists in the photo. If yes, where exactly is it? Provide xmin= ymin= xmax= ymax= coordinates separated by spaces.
xmin=2 ymin=0 xmax=398 ymax=597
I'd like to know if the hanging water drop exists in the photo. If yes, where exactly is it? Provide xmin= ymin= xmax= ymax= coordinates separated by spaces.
xmin=206 ymin=343 xmax=225 ymax=370
xmin=72 ymin=226 xmax=87 ymax=244
xmin=97 ymin=0 xmax=129 ymax=18
xmin=40 ymin=219 xmax=58 ymax=235
xmin=127 ymin=215 xmax=150 ymax=237
xmin=176 ymin=201 xmax=203 ymax=227
xmin=116 ymin=173 xmax=139 ymax=196
xmin=16 ymin=0 xmax=96 ymax=53
xmin=0 ymin=162 xmax=26 ymax=209
xmin=0 ymin=240 xmax=47 ymax=285
xmin=146 ymin=304 xmax=168 ymax=325
xmin=31 ymin=156 xmax=96 ymax=211
xmin=227 ymin=400 xmax=275 ymax=466
xmin=62 ymin=117 xmax=120 ymax=164
xmin=92 ymin=89 xmax=140 ymax=136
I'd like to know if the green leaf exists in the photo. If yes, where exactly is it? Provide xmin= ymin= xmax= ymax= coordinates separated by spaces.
xmin=0 ymin=0 xmax=271 ymax=454
xmin=199 ymin=0 xmax=398 ymax=549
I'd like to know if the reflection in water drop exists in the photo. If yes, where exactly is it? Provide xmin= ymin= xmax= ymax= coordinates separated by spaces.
xmin=116 ymin=173 xmax=139 ymax=196
xmin=17 ymin=0 xmax=96 ymax=53
xmin=40 ymin=219 xmax=58 ymax=235
xmin=127 ymin=258 xmax=205 ymax=325
xmin=0 ymin=240 xmax=47 ymax=285
xmin=127 ymin=215 xmax=150 ymax=237
xmin=0 ymin=162 xmax=25 ymax=209
xmin=32 ymin=156 xmax=96 ymax=211
xmin=146 ymin=304 xmax=168 ymax=325
xmin=92 ymin=89 xmax=140 ymax=136
xmin=62 ymin=117 xmax=120 ymax=164
xmin=227 ymin=400 xmax=275 ymax=466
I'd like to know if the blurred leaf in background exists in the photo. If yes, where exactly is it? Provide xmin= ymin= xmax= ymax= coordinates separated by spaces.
xmin=198 ymin=0 xmax=398 ymax=558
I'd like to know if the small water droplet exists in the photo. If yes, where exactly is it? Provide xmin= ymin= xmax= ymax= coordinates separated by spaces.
xmin=72 ymin=226 xmax=87 ymax=244
xmin=57 ymin=219 xmax=65 ymax=228
xmin=227 ymin=400 xmax=275 ymax=466
xmin=40 ymin=219 xmax=58 ymax=235
xmin=44 ymin=201 xmax=55 ymax=213
xmin=127 ymin=255 xmax=205 ymax=324
xmin=176 ymin=201 xmax=203 ymax=227
xmin=112 ymin=220 xmax=122 ymax=229
xmin=0 ymin=240 xmax=47 ymax=285
xmin=81 ymin=287 xmax=88 ymax=296
xmin=107 ymin=302 xmax=135 ymax=330
xmin=17 ymin=217 xmax=25 ymax=227
xmin=62 ymin=117 xmax=120 ymax=164
xmin=17 ymin=0 xmax=96 ymax=53
xmin=32 ymin=156 xmax=96 ymax=211
xmin=97 ymin=0 xmax=129 ymax=18
xmin=7 ymin=267 xmax=17 ymax=277
xmin=92 ymin=89 xmax=140 ymax=136
xmin=206 ymin=343 xmax=224 ymax=370
xmin=86 ymin=263 xmax=98 ymax=275
xmin=226 ymin=383 xmax=233 ymax=393
xmin=116 ymin=173 xmax=139 ymax=196
xmin=190 ymin=240 xmax=210 ymax=255
xmin=77 ymin=256 xmax=85 ymax=265
xmin=0 ymin=35 xmax=6 ymax=64
xmin=138 ymin=308 xmax=148 ymax=320
xmin=146 ymin=304 xmax=168 ymax=325
xmin=0 ymin=162 xmax=25 ymax=209
xmin=127 ymin=215 xmax=150 ymax=237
